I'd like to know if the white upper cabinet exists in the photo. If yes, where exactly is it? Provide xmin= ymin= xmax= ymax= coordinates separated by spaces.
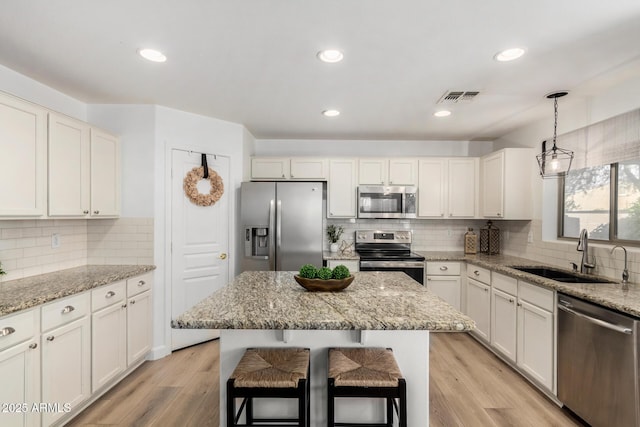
xmin=0 ymin=92 xmax=47 ymax=217
xmin=359 ymin=158 xmax=418 ymax=185
xmin=418 ymin=158 xmax=446 ymax=217
xmin=388 ymin=158 xmax=418 ymax=185
xmin=418 ymin=158 xmax=477 ymax=218
xmin=251 ymin=157 xmax=290 ymax=179
xmin=328 ymin=158 xmax=358 ymax=218
xmin=90 ymin=128 xmax=120 ymax=217
xmin=290 ymin=158 xmax=328 ymax=179
xmin=48 ymin=113 xmax=91 ymax=217
xmin=358 ymin=158 xmax=387 ymax=185
xmin=251 ymin=157 xmax=327 ymax=180
xmin=481 ymin=148 xmax=533 ymax=219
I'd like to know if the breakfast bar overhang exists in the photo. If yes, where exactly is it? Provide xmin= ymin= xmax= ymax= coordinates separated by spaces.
xmin=173 ymin=271 xmax=474 ymax=426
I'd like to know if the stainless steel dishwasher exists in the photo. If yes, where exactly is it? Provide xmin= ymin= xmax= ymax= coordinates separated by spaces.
xmin=558 ymin=294 xmax=640 ymax=427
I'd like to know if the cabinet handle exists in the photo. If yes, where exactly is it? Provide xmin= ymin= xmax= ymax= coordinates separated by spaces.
xmin=130 ymin=299 xmax=136 ymax=305
xmin=0 ymin=327 xmax=16 ymax=337
xmin=291 ymin=174 xmax=294 ymax=178
xmin=474 ymin=270 xmax=480 ymax=276
xmin=439 ymin=266 xmax=448 ymax=271
xmin=61 ymin=305 xmax=75 ymax=314
xmin=497 ymin=213 xmax=502 ymax=217
xmin=282 ymin=174 xmax=285 ymax=178
xmin=94 ymin=210 xmax=100 ymax=214
xmin=106 ymin=291 xmax=116 ymax=298
xmin=427 ymin=278 xmax=432 ymax=281
xmin=484 ymin=288 xmax=489 ymax=292
xmin=138 ymin=280 xmax=146 ymax=286
xmin=29 ymin=343 xmax=38 ymax=349
xmin=122 ymin=304 xmax=128 ymax=309
xmin=517 ymin=302 xmax=522 ymax=307
xmin=83 ymin=210 xmax=89 ymax=214
xmin=509 ymin=298 xmax=514 ymax=303
xmin=440 ymin=213 xmax=444 ymax=217
xmin=47 ymin=336 xmax=55 ymax=341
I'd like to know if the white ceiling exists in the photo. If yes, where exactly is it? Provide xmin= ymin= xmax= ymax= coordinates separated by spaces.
xmin=1 ymin=0 xmax=640 ymax=141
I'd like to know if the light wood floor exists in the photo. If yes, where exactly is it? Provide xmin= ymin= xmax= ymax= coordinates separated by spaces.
xmin=67 ymin=333 xmax=584 ymax=427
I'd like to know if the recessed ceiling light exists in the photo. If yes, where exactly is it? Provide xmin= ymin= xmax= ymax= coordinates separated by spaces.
xmin=317 ymin=49 xmax=344 ymax=63
xmin=322 ymin=109 xmax=340 ymax=117
xmin=138 ymin=48 xmax=167 ymax=63
xmin=434 ymin=110 xmax=451 ymax=118
xmin=494 ymin=47 xmax=525 ymax=62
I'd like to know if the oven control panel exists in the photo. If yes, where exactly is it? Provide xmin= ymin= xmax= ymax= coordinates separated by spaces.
xmin=356 ymin=230 xmax=412 ymax=243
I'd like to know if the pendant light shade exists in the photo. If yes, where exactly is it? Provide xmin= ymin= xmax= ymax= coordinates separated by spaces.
xmin=536 ymin=91 xmax=574 ymax=178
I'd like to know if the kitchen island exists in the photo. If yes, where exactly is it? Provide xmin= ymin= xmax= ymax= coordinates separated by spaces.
xmin=173 ymin=271 xmax=474 ymax=426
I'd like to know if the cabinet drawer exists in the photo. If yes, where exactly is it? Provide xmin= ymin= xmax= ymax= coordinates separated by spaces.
xmin=518 ymin=280 xmax=554 ymax=311
xmin=42 ymin=292 xmax=90 ymax=332
xmin=326 ymin=259 xmax=359 ymax=272
xmin=0 ymin=309 xmax=39 ymax=351
xmin=92 ymin=280 xmax=126 ymax=312
xmin=492 ymin=272 xmax=517 ymax=295
xmin=467 ymin=265 xmax=490 ymax=284
xmin=127 ymin=272 xmax=153 ymax=297
xmin=426 ymin=261 xmax=461 ymax=276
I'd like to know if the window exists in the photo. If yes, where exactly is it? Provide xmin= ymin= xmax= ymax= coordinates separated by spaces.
xmin=561 ymin=161 xmax=640 ymax=243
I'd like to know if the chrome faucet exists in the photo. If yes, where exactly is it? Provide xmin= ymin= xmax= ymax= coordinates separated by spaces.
xmin=611 ymin=245 xmax=629 ymax=284
xmin=577 ymin=229 xmax=596 ymax=273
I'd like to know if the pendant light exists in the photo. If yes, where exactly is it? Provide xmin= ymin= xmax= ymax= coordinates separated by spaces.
xmin=536 ymin=91 xmax=573 ymax=178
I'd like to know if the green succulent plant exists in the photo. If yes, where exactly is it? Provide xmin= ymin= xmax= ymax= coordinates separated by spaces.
xmin=299 ymin=264 xmax=318 ymax=279
xmin=316 ymin=267 xmax=333 ymax=280
xmin=331 ymin=265 xmax=350 ymax=280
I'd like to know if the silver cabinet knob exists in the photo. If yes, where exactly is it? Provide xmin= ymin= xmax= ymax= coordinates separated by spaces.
xmin=106 ymin=291 xmax=116 ymax=298
xmin=439 ymin=266 xmax=448 ymax=271
xmin=94 ymin=210 xmax=100 ymax=214
xmin=138 ymin=280 xmax=146 ymax=287
xmin=47 ymin=336 xmax=55 ymax=341
xmin=29 ymin=343 xmax=38 ymax=349
xmin=83 ymin=210 xmax=89 ymax=214
xmin=1 ymin=327 xmax=16 ymax=337
xmin=61 ymin=305 xmax=75 ymax=314
xmin=130 ymin=299 xmax=136 ymax=305
xmin=122 ymin=304 xmax=128 ymax=309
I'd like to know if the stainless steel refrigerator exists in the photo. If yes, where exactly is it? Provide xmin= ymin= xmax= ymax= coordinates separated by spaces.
xmin=241 ymin=181 xmax=324 ymax=271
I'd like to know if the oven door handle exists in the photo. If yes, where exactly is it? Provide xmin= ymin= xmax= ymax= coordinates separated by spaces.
xmin=360 ymin=260 xmax=424 ymax=268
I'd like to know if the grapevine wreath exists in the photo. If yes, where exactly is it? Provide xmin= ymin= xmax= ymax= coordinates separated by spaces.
xmin=183 ymin=165 xmax=224 ymax=206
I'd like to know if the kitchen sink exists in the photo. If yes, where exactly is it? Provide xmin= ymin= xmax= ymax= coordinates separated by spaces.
xmin=508 ymin=266 xmax=617 ymax=284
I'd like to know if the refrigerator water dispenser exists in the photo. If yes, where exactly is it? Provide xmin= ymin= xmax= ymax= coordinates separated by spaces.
xmin=245 ymin=227 xmax=270 ymax=258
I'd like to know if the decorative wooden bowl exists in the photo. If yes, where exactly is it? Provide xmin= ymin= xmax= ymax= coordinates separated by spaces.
xmin=294 ymin=275 xmax=355 ymax=292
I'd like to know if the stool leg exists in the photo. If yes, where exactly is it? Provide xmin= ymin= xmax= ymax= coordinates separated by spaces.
xmin=327 ymin=378 xmax=335 ymax=427
xmin=246 ymin=397 xmax=253 ymax=425
xmin=226 ymin=379 xmax=236 ymax=427
xmin=295 ymin=378 xmax=305 ymax=427
xmin=399 ymin=379 xmax=407 ymax=427
xmin=386 ymin=397 xmax=393 ymax=427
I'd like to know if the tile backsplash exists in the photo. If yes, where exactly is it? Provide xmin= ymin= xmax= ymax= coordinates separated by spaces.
xmin=0 ymin=217 xmax=153 ymax=282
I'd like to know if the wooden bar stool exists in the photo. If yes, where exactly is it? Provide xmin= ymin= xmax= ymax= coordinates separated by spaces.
xmin=227 ymin=347 xmax=310 ymax=427
xmin=327 ymin=347 xmax=407 ymax=427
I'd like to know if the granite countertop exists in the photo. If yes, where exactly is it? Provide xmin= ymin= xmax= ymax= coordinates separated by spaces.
xmin=172 ymin=271 xmax=474 ymax=332
xmin=0 ymin=265 xmax=156 ymax=317
xmin=419 ymin=251 xmax=640 ymax=318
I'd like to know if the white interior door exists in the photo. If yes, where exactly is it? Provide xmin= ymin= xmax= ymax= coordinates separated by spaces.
xmin=171 ymin=150 xmax=230 ymax=350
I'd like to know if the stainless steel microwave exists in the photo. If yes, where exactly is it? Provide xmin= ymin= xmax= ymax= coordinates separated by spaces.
xmin=357 ymin=186 xmax=417 ymax=219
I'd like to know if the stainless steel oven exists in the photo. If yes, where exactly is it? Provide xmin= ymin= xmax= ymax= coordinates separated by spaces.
xmin=357 ymin=186 xmax=417 ymax=219
xmin=356 ymin=230 xmax=425 ymax=284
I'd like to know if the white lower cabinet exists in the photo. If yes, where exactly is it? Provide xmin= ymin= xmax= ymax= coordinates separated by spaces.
xmin=426 ymin=262 xmax=461 ymax=310
xmin=517 ymin=281 xmax=555 ymax=391
xmin=491 ymin=288 xmax=517 ymax=362
xmin=466 ymin=277 xmax=491 ymax=342
xmin=0 ymin=309 xmax=40 ymax=427
xmin=91 ymin=281 xmax=127 ymax=393
xmin=126 ymin=273 xmax=153 ymax=366
xmin=326 ymin=259 xmax=359 ymax=272
xmin=41 ymin=292 xmax=91 ymax=427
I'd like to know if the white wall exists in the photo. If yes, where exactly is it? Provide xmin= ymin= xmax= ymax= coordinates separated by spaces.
xmin=0 ymin=64 xmax=86 ymax=120
xmin=255 ymin=139 xmax=494 ymax=157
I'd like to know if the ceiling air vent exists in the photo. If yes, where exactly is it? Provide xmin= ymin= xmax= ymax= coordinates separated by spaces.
xmin=437 ymin=90 xmax=480 ymax=104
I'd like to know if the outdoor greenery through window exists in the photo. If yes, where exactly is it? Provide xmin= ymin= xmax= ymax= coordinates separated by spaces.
xmin=562 ymin=161 xmax=640 ymax=242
